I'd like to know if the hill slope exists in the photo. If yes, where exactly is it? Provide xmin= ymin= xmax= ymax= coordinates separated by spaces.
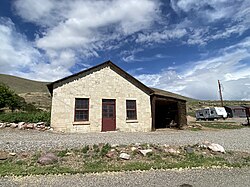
xmin=0 ymin=74 xmax=49 ymax=94
xmin=0 ymin=74 xmax=51 ymax=110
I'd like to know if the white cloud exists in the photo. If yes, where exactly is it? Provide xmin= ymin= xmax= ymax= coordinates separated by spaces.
xmin=11 ymin=0 xmax=161 ymax=81
xmin=0 ymin=18 xmax=41 ymax=74
xmin=13 ymin=0 xmax=65 ymax=27
xmin=171 ymin=0 xmax=236 ymax=22
xmin=169 ymin=0 xmax=250 ymax=45
xmin=0 ymin=18 xmax=75 ymax=81
xmin=136 ymin=28 xmax=187 ymax=43
xmin=14 ymin=0 xmax=160 ymax=51
xmin=136 ymin=37 xmax=250 ymax=100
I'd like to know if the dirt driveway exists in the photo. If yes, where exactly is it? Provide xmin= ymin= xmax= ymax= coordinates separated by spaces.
xmin=1 ymin=128 xmax=250 ymax=153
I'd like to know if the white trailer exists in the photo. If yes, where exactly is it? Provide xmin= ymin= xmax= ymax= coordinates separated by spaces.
xmin=196 ymin=107 xmax=227 ymax=121
xmin=214 ymin=107 xmax=227 ymax=119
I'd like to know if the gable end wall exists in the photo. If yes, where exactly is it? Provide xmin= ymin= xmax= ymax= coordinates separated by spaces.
xmin=51 ymin=66 xmax=152 ymax=133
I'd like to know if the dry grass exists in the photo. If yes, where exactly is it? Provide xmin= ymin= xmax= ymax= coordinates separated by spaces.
xmin=1 ymin=143 xmax=250 ymax=176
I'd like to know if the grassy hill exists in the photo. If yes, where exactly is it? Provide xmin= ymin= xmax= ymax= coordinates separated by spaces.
xmin=0 ymin=74 xmax=51 ymax=110
xmin=0 ymin=74 xmax=49 ymax=94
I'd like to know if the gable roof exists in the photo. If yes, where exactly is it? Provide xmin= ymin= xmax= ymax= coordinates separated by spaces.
xmin=47 ymin=60 xmax=186 ymax=102
xmin=150 ymin=87 xmax=187 ymax=101
xmin=47 ymin=60 xmax=153 ymax=95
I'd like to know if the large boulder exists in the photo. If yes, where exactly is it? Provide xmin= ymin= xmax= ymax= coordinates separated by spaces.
xmin=119 ymin=153 xmax=130 ymax=160
xmin=106 ymin=150 xmax=116 ymax=158
xmin=185 ymin=147 xmax=194 ymax=154
xmin=0 ymin=151 xmax=9 ymax=160
xmin=164 ymin=148 xmax=180 ymax=154
xmin=208 ymin=143 xmax=225 ymax=153
xmin=38 ymin=153 xmax=58 ymax=165
xmin=139 ymin=149 xmax=153 ymax=156
xmin=0 ymin=123 xmax=6 ymax=129
xmin=18 ymin=122 xmax=26 ymax=130
xmin=10 ymin=123 xmax=18 ymax=128
xmin=26 ymin=123 xmax=35 ymax=129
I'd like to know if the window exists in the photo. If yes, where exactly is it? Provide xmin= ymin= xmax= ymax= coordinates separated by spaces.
xmin=126 ymin=100 xmax=137 ymax=120
xmin=75 ymin=98 xmax=89 ymax=121
xmin=102 ymin=99 xmax=115 ymax=118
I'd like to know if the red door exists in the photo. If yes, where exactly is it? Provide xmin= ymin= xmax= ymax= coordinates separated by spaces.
xmin=102 ymin=99 xmax=116 ymax=131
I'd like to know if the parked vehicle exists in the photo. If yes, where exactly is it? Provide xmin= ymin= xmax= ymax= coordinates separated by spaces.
xmin=196 ymin=107 xmax=227 ymax=121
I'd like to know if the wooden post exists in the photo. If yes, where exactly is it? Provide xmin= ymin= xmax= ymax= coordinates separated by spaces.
xmin=246 ymin=108 xmax=250 ymax=126
xmin=151 ymin=96 xmax=156 ymax=131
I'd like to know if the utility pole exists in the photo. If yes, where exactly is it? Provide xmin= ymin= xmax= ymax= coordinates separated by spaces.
xmin=218 ymin=80 xmax=224 ymax=107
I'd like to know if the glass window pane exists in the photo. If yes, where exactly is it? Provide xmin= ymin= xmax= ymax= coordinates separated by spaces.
xmin=127 ymin=110 xmax=136 ymax=119
xmin=103 ymin=99 xmax=115 ymax=104
xmin=76 ymin=99 xmax=88 ymax=109
xmin=126 ymin=100 xmax=136 ymax=109
xmin=75 ymin=98 xmax=89 ymax=121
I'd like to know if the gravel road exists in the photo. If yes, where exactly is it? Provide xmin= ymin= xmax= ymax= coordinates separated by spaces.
xmin=1 ymin=128 xmax=250 ymax=153
xmin=1 ymin=168 xmax=250 ymax=187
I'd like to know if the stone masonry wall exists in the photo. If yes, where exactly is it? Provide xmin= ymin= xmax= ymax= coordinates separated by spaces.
xmin=51 ymin=66 xmax=152 ymax=133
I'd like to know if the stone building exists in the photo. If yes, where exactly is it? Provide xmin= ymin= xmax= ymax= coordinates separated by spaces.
xmin=47 ymin=61 xmax=187 ymax=133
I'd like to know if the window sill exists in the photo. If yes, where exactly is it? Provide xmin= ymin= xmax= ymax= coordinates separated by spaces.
xmin=73 ymin=121 xmax=90 ymax=125
xmin=126 ymin=119 xmax=138 ymax=123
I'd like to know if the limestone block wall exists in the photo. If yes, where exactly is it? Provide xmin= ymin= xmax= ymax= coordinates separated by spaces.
xmin=51 ymin=66 xmax=152 ymax=133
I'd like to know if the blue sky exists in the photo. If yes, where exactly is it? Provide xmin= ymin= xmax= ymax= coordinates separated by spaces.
xmin=0 ymin=0 xmax=250 ymax=100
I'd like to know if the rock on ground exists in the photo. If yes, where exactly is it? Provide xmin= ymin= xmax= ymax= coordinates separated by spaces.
xmin=119 ymin=153 xmax=130 ymax=160
xmin=208 ymin=143 xmax=225 ymax=153
xmin=37 ymin=153 xmax=58 ymax=165
xmin=139 ymin=149 xmax=152 ymax=156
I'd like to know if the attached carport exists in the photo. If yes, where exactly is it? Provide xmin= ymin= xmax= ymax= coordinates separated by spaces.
xmin=150 ymin=88 xmax=187 ymax=130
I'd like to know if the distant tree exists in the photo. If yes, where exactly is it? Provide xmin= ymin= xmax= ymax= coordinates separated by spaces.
xmin=8 ymin=94 xmax=26 ymax=112
xmin=0 ymin=83 xmax=26 ymax=112
xmin=0 ymin=83 xmax=13 ymax=108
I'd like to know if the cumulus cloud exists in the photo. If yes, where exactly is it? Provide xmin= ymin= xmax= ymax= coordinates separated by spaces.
xmin=10 ymin=0 xmax=161 ymax=81
xmin=14 ymin=0 xmax=160 ymax=51
xmin=136 ymin=37 xmax=250 ymax=100
xmin=0 ymin=18 xmax=75 ymax=81
xmin=0 ymin=18 xmax=41 ymax=75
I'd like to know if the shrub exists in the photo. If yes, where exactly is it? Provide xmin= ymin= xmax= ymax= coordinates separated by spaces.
xmin=0 ymin=83 xmax=26 ymax=112
xmin=100 ymin=143 xmax=111 ymax=157
xmin=0 ymin=112 xmax=51 ymax=125
xmin=82 ymin=145 xmax=90 ymax=153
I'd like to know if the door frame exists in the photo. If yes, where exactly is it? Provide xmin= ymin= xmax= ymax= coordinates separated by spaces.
xmin=101 ymin=99 xmax=116 ymax=131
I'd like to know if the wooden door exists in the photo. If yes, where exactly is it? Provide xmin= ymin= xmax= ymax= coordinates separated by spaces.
xmin=102 ymin=99 xmax=116 ymax=131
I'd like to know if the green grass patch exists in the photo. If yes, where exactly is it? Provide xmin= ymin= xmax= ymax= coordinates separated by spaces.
xmin=1 ymin=145 xmax=250 ymax=177
xmin=189 ymin=128 xmax=202 ymax=131
xmin=57 ymin=149 xmax=69 ymax=157
xmin=1 ymin=153 xmax=248 ymax=176
xmin=200 ymin=122 xmax=243 ymax=129
xmin=82 ymin=145 xmax=90 ymax=154
xmin=0 ymin=111 xmax=50 ymax=125
xmin=100 ymin=143 xmax=111 ymax=157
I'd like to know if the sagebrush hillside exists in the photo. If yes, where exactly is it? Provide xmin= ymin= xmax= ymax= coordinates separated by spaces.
xmin=0 ymin=74 xmax=49 ymax=94
xmin=0 ymin=74 xmax=51 ymax=110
